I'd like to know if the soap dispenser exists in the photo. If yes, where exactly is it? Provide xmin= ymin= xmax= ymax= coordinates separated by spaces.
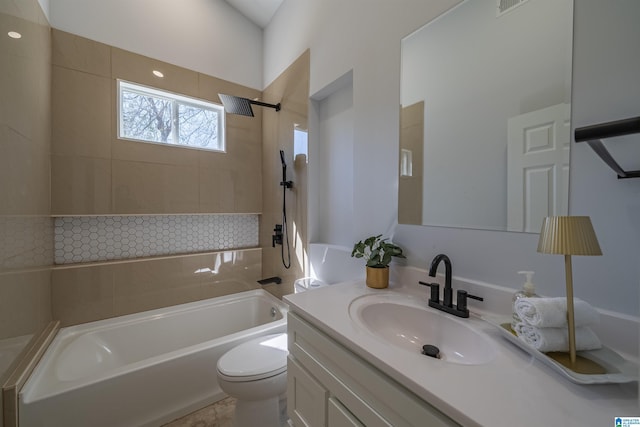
xmin=511 ymin=271 xmax=539 ymax=330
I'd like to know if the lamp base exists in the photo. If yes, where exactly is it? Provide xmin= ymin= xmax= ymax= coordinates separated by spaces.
xmin=546 ymin=352 xmax=607 ymax=375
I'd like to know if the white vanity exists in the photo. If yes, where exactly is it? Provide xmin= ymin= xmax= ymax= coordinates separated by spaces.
xmin=283 ymin=274 xmax=639 ymax=427
xmin=287 ymin=312 xmax=458 ymax=426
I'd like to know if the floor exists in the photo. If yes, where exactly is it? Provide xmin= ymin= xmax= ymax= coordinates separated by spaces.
xmin=162 ymin=397 xmax=236 ymax=427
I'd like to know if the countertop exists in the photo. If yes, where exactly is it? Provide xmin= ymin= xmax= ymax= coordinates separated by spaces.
xmin=283 ymin=279 xmax=639 ymax=427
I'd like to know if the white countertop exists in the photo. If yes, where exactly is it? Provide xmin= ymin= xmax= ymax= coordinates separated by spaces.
xmin=284 ymin=279 xmax=639 ymax=427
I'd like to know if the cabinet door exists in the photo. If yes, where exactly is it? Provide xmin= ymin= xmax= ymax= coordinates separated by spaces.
xmin=287 ymin=357 xmax=328 ymax=427
xmin=328 ymin=398 xmax=365 ymax=427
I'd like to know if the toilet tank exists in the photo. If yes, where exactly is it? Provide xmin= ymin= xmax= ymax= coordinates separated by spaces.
xmin=308 ymin=243 xmax=364 ymax=285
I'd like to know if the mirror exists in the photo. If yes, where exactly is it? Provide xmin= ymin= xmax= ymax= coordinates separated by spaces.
xmin=399 ymin=0 xmax=573 ymax=232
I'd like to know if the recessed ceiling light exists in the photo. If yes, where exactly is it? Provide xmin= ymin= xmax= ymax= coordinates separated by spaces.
xmin=152 ymin=70 xmax=164 ymax=78
xmin=8 ymin=31 xmax=22 ymax=39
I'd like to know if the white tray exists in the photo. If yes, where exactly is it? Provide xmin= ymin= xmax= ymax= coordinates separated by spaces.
xmin=483 ymin=315 xmax=638 ymax=384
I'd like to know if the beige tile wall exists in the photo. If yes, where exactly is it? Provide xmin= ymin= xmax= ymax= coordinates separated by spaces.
xmin=0 ymin=1 xmax=53 ymax=343
xmin=48 ymin=30 xmax=269 ymax=327
xmin=398 ymin=101 xmax=424 ymax=225
xmin=0 ymin=7 xmax=51 ymax=217
xmin=52 ymin=248 xmax=263 ymax=326
xmin=0 ymin=270 xmax=51 ymax=339
xmin=51 ymin=29 xmax=263 ymax=215
xmin=260 ymin=51 xmax=310 ymax=284
xmin=1 ymin=2 xmax=53 ymax=419
xmin=47 ymin=31 xmax=302 ymax=327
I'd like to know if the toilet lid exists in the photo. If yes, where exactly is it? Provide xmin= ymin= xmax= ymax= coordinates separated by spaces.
xmin=217 ymin=333 xmax=288 ymax=381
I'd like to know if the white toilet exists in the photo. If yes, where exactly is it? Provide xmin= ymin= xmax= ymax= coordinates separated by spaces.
xmin=217 ymin=243 xmax=363 ymax=426
xmin=216 ymin=333 xmax=288 ymax=427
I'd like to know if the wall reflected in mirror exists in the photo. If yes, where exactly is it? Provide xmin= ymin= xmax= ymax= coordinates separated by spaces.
xmin=399 ymin=0 xmax=573 ymax=232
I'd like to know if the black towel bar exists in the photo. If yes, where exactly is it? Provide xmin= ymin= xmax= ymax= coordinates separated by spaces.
xmin=574 ymin=116 xmax=640 ymax=179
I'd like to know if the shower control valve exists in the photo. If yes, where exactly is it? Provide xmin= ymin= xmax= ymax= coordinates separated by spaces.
xmin=272 ymin=224 xmax=283 ymax=247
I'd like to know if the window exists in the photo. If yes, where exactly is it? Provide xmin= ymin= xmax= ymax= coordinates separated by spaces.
xmin=293 ymin=126 xmax=308 ymax=163
xmin=118 ymin=80 xmax=225 ymax=152
xmin=400 ymin=148 xmax=413 ymax=177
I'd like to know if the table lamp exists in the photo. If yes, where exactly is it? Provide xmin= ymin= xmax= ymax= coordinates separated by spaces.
xmin=537 ymin=216 xmax=603 ymax=373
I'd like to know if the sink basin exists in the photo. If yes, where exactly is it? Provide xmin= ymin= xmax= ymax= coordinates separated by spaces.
xmin=349 ymin=293 xmax=496 ymax=365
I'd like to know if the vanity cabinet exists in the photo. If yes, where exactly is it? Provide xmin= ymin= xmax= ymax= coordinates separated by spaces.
xmin=287 ymin=312 xmax=459 ymax=427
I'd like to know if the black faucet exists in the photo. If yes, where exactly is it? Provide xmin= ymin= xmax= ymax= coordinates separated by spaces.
xmin=429 ymin=254 xmax=453 ymax=307
xmin=419 ymin=254 xmax=483 ymax=318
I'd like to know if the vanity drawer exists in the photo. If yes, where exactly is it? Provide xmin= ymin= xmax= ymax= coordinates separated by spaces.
xmin=288 ymin=312 xmax=459 ymax=427
xmin=328 ymin=397 xmax=365 ymax=427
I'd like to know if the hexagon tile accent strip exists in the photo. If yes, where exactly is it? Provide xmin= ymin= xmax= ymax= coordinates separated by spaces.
xmin=54 ymin=215 xmax=259 ymax=265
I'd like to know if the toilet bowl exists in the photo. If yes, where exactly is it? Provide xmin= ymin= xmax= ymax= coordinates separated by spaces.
xmin=216 ymin=244 xmax=362 ymax=426
xmin=216 ymin=333 xmax=288 ymax=427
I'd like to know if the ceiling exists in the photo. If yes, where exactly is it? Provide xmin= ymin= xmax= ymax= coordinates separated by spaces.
xmin=224 ymin=0 xmax=284 ymax=28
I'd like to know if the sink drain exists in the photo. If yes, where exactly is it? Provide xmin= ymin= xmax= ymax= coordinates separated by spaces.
xmin=421 ymin=344 xmax=440 ymax=359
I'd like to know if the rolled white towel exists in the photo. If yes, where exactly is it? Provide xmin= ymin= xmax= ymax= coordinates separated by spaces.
xmin=513 ymin=322 xmax=602 ymax=352
xmin=514 ymin=297 xmax=599 ymax=328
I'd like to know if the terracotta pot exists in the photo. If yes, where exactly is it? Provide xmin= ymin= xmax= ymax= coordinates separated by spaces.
xmin=366 ymin=266 xmax=389 ymax=289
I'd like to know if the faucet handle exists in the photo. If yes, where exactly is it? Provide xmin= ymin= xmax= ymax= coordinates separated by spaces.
xmin=456 ymin=290 xmax=483 ymax=313
xmin=467 ymin=293 xmax=484 ymax=302
xmin=418 ymin=281 xmax=440 ymax=303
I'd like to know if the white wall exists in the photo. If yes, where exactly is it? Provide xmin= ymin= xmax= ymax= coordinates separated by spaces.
xmin=315 ymin=80 xmax=354 ymax=246
xmin=36 ymin=0 xmax=49 ymax=20
xmin=569 ymin=0 xmax=640 ymax=315
xmin=265 ymin=0 xmax=640 ymax=316
xmin=49 ymin=0 xmax=263 ymax=90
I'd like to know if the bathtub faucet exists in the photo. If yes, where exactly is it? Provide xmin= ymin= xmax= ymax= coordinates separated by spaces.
xmin=272 ymin=224 xmax=283 ymax=247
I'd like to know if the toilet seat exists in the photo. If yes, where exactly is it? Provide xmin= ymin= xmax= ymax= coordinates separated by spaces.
xmin=217 ymin=333 xmax=287 ymax=382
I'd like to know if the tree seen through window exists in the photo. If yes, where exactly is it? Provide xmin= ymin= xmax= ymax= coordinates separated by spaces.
xmin=118 ymin=81 xmax=224 ymax=152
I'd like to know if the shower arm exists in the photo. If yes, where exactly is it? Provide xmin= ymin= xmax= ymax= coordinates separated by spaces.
xmin=251 ymin=99 xmax=281 ymax=112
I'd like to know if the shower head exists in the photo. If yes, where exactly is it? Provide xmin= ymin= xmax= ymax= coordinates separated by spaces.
xmin=218 ymin=94 xmax=281 ymax=117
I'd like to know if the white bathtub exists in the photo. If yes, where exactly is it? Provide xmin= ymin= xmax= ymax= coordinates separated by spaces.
xmin=308 ymin=243 xmax=364 ymax=284
xmin=19 ymin=289 xmax=288 ymax=427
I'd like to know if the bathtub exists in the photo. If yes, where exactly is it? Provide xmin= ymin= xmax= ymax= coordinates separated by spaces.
xmin=19 ymin=289 xmax=288 ymax=427
xmin=308 ymin=243 xmax=364 ymax=284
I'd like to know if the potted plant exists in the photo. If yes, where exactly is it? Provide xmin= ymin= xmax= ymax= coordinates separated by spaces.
xmin=351 ymin=235 xmax=406 ymax=288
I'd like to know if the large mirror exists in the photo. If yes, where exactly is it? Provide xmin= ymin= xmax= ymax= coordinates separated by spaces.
xmin=399 ymin=0 xmax=573 ymax=232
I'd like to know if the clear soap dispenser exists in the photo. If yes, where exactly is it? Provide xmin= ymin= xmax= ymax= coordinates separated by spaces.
xmin=511 ymin=271 xmax=539 ymax=330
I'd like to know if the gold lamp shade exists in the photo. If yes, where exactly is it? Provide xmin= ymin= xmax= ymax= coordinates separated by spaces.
xmin=537 ymin=216 xmax=602 ymax=256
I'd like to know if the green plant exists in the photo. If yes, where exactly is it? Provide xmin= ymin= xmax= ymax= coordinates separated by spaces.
xmin=351 ymin=235 xmax=406 ymax=268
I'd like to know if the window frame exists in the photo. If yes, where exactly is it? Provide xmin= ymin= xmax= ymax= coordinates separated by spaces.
xmin=117 ymin=79 xmax=226 ymax=153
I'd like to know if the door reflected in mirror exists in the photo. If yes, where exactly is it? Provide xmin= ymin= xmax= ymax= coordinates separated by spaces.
xmin=399 ymin=0 xmax=573 ymax=232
